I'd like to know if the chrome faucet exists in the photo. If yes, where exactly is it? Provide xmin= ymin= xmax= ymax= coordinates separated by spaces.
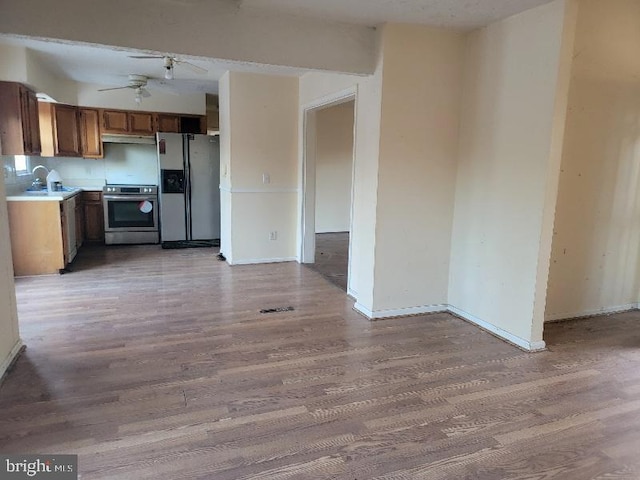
xmin=32 ymin=165 xmax=49 ymax=177
xmin=31 ymin=165 xmax=49 ymax=189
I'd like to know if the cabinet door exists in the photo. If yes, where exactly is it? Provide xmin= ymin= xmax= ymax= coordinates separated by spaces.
xmin=75 ymin=198 xmax=84 ymax=249
xmin=0 ymin=81 xmax=33 ymax=155
xmin=157 ymin=114 xmax=180 ymax=133
xmin=25 ymin=89 xmax=42 ymax=155
xmin=102 ymin=110 xmax=129 ymax=134
xmin=129 ymin=112 xmax=155 ymax=135
xmin=83 ymin=195 xmax=105 ymax=244
xmin=20 ymin=86 xmax=40 ymax=155
xmin=79 ymin=108 xmax=103 ymax=158
xmin=53 ymin=104 xmax=81 ymax=157
xmin=7 ymin=201 xmax=65 ymax=276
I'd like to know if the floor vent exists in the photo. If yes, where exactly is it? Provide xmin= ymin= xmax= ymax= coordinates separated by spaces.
xmin=260 ymin=306 xmax=295 ymax=314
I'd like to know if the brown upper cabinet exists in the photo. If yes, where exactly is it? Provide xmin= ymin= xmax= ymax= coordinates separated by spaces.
xmin=39 ymin=103 xmax=80 ymax=157
xmin=40 ymin=104 xmax=103 ymax=158
xmin=52 ymin=104 xmax=81 ymax=157
xmin=0 ymin=81 xmax=41 ymax=155
xmin=101 ymin=110 xmax=129 ymax=134
xmin=101 ymin=108 xmax=206 ymax=136
xmin=156 ymin=113 xmax=180 ymax=133
xmin=129 ymin=112 xmax=155 ymax=135
xmin=78 ymin=108 xmax=103 ymax=158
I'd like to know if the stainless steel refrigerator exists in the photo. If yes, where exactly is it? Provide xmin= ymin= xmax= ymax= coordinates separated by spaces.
xmin=157 ymin=132 xmax=220 ymax=247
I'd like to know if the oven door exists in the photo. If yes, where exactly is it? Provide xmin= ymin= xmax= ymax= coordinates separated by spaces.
xmin=103 ymin=195 xmax=159 ymax=232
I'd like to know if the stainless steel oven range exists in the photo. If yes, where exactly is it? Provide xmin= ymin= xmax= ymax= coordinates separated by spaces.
xmin=103 ymin=185 xmax=159 ymax=245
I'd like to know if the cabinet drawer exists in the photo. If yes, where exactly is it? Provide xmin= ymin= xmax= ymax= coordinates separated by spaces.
xmin=82 ymin=191 xmax=102 ymax=202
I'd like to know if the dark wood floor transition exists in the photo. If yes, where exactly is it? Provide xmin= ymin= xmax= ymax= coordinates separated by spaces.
xmin=1 ymin=245 xmax=639 ymax=479
xmin=306 ymin=232 xmax=349 ymax=291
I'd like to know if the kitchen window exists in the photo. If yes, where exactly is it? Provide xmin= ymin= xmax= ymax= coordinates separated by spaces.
xmin=14 ymin=155 xmax=29 ymax=176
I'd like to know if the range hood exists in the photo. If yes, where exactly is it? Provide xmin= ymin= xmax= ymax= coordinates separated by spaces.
xmin=101 ymin=134 xmax=156 ymax=145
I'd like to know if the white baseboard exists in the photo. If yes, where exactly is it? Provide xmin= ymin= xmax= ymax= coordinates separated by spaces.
xmin=354 ymin=303 xmax=448 ymax=320
xmin=545 ymin=303 xmax=640 ymax=322
xmin=353 ymin=302 xmax=546 ymax=352
xmin=448 ymin=306 xmax=546 ymax=352
xmin=0 ymin=339 xmax=23 ymax=381
xmin=230 ymin=257 xmax=298 ymax=266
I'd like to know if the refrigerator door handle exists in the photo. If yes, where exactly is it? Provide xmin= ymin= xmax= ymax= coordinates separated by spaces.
xmin=183 ymin=134 xmax=191 ymax=241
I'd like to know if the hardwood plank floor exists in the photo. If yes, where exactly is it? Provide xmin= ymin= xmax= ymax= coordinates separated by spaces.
xmin=1 ymin=245 xmax=640 ymax=479
xmin=305 ymin=232 xmax=349 ymax=291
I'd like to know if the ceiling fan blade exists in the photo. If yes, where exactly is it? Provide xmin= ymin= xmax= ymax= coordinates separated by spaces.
xmin=176 ymin=60 xmax=208 ymax=74
xmin=98 ymin=86 xmax=131 ymax=92
xmin=129 ymin=55 xmax=164 ymax=59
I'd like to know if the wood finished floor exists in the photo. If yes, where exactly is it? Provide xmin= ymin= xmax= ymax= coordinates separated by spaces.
xmin=306 ymin=232 xmax=349 ymax=291
xmin=1 ymin=245 xmax=640 ymax=479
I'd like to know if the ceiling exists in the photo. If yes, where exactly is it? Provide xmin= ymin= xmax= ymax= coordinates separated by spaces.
xmin=240 ymin=0 xmax=555 ymax=29
xmin=0 ymin=0 xmax=554 ymax=95
xmin=0 ymin=34 xmax=305 ymax=95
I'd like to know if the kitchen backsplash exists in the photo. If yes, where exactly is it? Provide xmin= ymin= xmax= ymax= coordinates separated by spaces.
xmin=3 ymin=143 xmax=158 ymax=195
xmin=2 ymin=156 xmax=33 ymax=196
xmin=42 ymin=143 xmax=158 ymax=187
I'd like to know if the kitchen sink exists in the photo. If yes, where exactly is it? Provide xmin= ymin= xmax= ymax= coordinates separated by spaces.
xmin=25 ymin=187 xmax=77 ymax=194
xmin=22 ymin=191 xmax=51 ymax=196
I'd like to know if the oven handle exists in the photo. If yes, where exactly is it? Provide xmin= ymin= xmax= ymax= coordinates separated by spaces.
xmin=103 ymin=195 xmax=157 ymax=201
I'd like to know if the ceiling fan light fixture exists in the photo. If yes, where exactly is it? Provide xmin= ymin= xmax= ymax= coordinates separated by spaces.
xmin=134 ymin=88 xmax=143 ymax=105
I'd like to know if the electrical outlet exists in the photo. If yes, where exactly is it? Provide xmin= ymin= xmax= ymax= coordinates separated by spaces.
xmin=269 ymin=231 xmax=277 ymax=241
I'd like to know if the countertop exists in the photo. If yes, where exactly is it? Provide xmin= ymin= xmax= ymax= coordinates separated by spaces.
xmin=6 ymin=187 xmax=86 ymax=202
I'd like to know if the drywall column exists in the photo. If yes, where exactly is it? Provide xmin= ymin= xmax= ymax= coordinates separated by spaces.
xmin=0 ymin=176 xmax=22 ymax=378
xmin=315 ymin=102 xmax=354 ymax=233
xmin=367 ymin=24 xmax=465 ymax=317
xmin=546 ymin=0 xmax=640 ymax=320
xmin=219 ymin=72 xmax=299 ymax=264
xmin=449 ymin=0 xmax=576 ymax=350
xmin=299 ymin=64 xmax=384 ymax=309
xmin=219 ymin=73 xmax=233 ymax=262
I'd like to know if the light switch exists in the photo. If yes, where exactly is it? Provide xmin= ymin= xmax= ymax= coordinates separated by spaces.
xmin=263 ymin=173 xmax=270 ymax=184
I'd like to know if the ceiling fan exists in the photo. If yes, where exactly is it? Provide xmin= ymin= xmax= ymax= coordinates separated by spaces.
xmin=129 ymin=55 xmax=208 ymax=79
xmin=98 ymin=74 xmax=152 ymax=105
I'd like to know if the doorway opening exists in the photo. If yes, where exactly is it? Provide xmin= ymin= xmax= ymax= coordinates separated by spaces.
xmin=300 ymin=92 xmax=356 ymax=293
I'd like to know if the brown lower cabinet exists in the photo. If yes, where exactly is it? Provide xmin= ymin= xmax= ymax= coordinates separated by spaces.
xmin=7 ymin=192 xmax=104 ymax=276
xmin=7 ymin=195 xmax=82 ymax=276
xmin=83 ymin=191 xmax=105 ymax=244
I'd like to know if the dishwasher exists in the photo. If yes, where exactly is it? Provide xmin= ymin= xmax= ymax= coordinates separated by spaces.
xmin=63 ymin=195 xmax=77 ymax=264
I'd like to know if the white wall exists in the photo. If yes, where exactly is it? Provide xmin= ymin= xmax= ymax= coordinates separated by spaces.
xmin=42 ymin=143 xmax=158 ymax=187
xmin=25 ymin=50 xmax=77 ymax=104
xmin=0 ymin=44 xmax=77 ymax=104
xmin=449 ymin=0 xmax=576 ymax=349
xmin=76 ymin=82 xmax=205 ymax=115
xmin=546 ymin=0 xmax=640 ymax=320
xmin=0 ymin=44 xmax=27 ymax=83
xmin=371 ymin=24 xmax=465 ymax=314
xmin=0 ymin=0 xmax=376 ymax=75
xmin=315 ymin=102 xmax=354 ymax=233
xmin=220 ymin=72 xmax=299 ymax=264
xmin=0 ymin=175 xmax=22 ymax=379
